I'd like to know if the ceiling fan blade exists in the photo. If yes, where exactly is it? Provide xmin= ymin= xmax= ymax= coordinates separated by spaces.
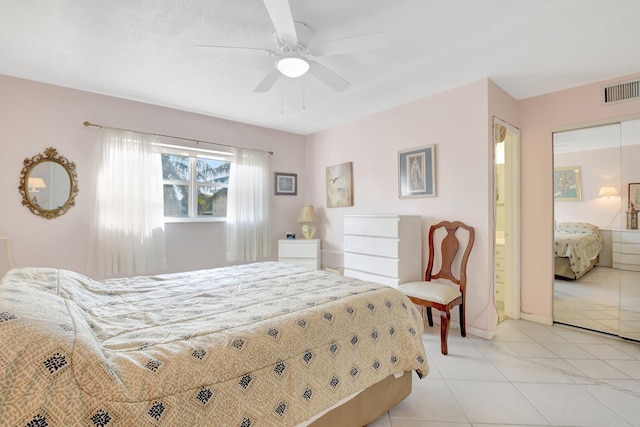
xmin=308 ymin=61 xmax=350 ymax=91
xmin=194 ymin=45 xmax=275 ymax=56
xmin=262 ymin=0 xmax=298 ymax=44
xmin=254 ymin=68 xmax=282 ymax=92
xmin=312 ymin=33 xmax=387 ymax=56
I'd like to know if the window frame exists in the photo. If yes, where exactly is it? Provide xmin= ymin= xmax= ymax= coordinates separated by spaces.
xmin=157 ymin=143 xmax=232 ymax=223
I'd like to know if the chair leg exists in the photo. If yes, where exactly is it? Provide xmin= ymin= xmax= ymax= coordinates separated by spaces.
xmin=440 ymin=310 xmax=450 ymax=355
xmin=426 ymin=307 xmax=434 ymax=327
xmin=459 ymin=303 xmax=466 ymax=337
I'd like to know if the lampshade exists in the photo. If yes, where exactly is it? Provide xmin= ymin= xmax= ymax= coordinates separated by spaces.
xmin=297 ymin=205 xmax=318 ymax=223
xmin=28 ymin=177 xmax=47 ymax=192
xmin=598 ymin=186 xmax=619 ymax=198
xmin=277 ymin=55 xmax=310 ymax=78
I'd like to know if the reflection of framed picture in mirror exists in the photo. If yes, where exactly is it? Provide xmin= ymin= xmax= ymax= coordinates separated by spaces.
xmin=629 ymin=182 xmax=640 ymax=207
xmin=553 ymin=166 xmax=581 ymax=202
xmin=398 ymin=145 xmax=435 ymax=198
xmin=274 ymin=172 xmax=297 ymax=195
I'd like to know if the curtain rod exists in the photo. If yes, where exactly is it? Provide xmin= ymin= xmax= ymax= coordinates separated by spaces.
xmin=82 ymin=121 xmax=274 ymax=155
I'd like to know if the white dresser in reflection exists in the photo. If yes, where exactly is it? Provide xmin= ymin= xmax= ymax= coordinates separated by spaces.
xmin=343 ymin=215 xmax=422 ymax=288
xmin=612 ymin=229 xmax=640 ymax=271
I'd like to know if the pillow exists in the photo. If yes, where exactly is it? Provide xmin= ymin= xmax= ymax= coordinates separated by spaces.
xmin=556 ymin=222 xmax=599 ymax=235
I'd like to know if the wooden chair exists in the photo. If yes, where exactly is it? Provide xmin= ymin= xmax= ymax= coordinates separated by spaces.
xmin=398 ymin=220 xmax=474 ymax=355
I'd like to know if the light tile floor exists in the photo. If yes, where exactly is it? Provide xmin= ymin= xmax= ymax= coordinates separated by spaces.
xmin=554 ymin=266 xmax=640 ymax=340
xmin=370 ymin=319 xmax=640 ymax=427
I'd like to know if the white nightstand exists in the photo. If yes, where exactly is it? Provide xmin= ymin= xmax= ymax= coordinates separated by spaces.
xmin=278 ymin=238 xmax=321 ymax=270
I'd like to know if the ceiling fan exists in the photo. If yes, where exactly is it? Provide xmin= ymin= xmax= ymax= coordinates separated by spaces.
xmin=196 ymin=0 xmax=386 ymax=93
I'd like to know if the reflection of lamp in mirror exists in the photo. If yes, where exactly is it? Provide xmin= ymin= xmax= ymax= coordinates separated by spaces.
xmin=297 ymin=205 xmax=319 ymax=239
xmin=598 ymin=187 xmax=623 ymax=229
xmin=28 ymin=177 xmax=47 ymax=203
xmin=598 ymin=186 xmax=619 ymax=198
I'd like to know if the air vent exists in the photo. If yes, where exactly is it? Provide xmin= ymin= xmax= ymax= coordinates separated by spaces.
xmin=602 ymin=79 xmax=640 ymax=105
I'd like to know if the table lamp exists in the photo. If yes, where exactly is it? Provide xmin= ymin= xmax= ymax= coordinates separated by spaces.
xmin=297 ymin=205 xmax=318 ymax=239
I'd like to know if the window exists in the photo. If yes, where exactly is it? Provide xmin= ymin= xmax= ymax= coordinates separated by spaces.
xmin=160 ymin=146 xmax=231 ymax=221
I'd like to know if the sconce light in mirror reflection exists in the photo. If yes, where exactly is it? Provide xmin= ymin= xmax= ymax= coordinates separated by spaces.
xmin=27 ymin=177 xmax=47 ymax=203
xmin=598 ymin=186 xmax=619 ymax=198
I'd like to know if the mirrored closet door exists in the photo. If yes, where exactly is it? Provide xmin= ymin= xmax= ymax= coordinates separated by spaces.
xmin=619 ymin=119 xmax=640 ymax=341
xmin=553 ymin=119 xmax=640 ymax=341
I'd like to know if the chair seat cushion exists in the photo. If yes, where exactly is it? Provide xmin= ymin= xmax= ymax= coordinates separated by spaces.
xmin=398 ymin=280 xmax=461 ymax=305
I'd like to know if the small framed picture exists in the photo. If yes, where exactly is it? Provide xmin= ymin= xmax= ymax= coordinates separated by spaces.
xmin=554 ymin=166 xmax=581 ymax=202
xmin=274 ymin=172 xmax=297 ymax=195
xmin=629 ymin=182 xmax=640 ymax=207
xmin=398 ymin=145 xmax=436 ymax=198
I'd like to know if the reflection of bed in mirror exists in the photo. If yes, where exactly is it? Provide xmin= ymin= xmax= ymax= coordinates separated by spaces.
xmin=554 ymin=222 xmax=604 ymax=280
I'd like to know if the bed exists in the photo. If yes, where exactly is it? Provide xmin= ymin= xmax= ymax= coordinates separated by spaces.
xmin=554 ymin=222 xmax=604 ymax=280
xmin=0 ymin=262 xmax=427 ymax=426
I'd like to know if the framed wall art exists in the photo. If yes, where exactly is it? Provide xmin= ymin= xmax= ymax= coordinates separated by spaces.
xmin=629 ymin=182 xmax=640 ymax=207
xmin=274 ymin=172 xmax=297 ymax=195
xmin=398 ymin=145 xmax=435 ymax=198
xmin=553 ymin=166 xmax=582 ymax=202
xmin=326 ymin=162 xmax=353 ymax=207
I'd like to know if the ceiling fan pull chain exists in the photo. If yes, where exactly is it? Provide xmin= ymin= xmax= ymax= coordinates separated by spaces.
xmin=280 ymin=80 xmax=285 ymax=115
xmin=302 ymin=76 xmax=306 ymax=110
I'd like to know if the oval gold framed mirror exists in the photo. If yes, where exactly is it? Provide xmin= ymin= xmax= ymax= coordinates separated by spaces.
xmin=18 ymin=147 xmax=79 ymax=219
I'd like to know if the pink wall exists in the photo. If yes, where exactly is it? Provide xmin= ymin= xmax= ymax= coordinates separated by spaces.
xmin=307 ymin=79 xmax=497 ymax=334
xmin=306 ymin=72 xmax=640 ymax=333
xmin=519 ymin=72 xmax=640 ymax=321
xmin=3 ymin=70 xmax=640 ymax=334
xmin=0 ymin=75 xmax=306 ymax=276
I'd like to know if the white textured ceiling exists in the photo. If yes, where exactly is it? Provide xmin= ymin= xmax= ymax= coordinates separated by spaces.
xmin=1 ymin=0 xmax=640 ymax=135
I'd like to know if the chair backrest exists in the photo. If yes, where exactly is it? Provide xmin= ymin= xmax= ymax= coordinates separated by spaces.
xmin=426 ymin=220 xmax=475 ymax=294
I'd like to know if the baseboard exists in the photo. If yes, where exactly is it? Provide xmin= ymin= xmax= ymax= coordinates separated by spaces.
xmin=467 ymin=326 xmax=496 ymax=340
xmin=520 ymin=312 xmax=553 ymax=326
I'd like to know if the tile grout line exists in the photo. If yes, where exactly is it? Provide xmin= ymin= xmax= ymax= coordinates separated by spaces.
xmin=498 ymin=323 xmax=640 ymax=426
xmin=388 ymin=318 xmax=640 ymax=427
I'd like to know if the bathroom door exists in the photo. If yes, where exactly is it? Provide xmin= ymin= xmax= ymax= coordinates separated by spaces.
xmin=494 ymin=118 xmax=521 ymax=321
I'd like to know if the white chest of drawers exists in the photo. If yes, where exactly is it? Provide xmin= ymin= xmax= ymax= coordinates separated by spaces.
xmin=495 ymin=243 xmax=505 ymax=303
xmin=343 ymin=215 xmax=422 ymax=288
xmin=612 ymin=229 xmax=640 ymax=271
xmin=278 ymin=238 xmax=321 ymax=270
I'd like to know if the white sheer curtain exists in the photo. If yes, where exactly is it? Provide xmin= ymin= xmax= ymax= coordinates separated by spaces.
xmin=226 ymin=148 xmax=271 ymax=262
xmin=89 ymin=129 xmax=167 ymax=277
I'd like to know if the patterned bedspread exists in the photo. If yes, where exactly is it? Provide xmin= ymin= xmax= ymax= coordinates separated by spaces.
xmin=0 ymin=262 xmax=427 ymax=426
xmin=554 ymin=222 xmax=604 ymax=278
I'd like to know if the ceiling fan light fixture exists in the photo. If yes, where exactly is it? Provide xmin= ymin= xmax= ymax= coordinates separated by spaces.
xmin=277 ymin=55 xmax=310 ymax=78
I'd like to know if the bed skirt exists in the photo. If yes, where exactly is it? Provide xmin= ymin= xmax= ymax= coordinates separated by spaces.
xmin=308 ymin=371 xmax=412 ymax=426
xmin=555 ymin=255 xmax=599 ymax=280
